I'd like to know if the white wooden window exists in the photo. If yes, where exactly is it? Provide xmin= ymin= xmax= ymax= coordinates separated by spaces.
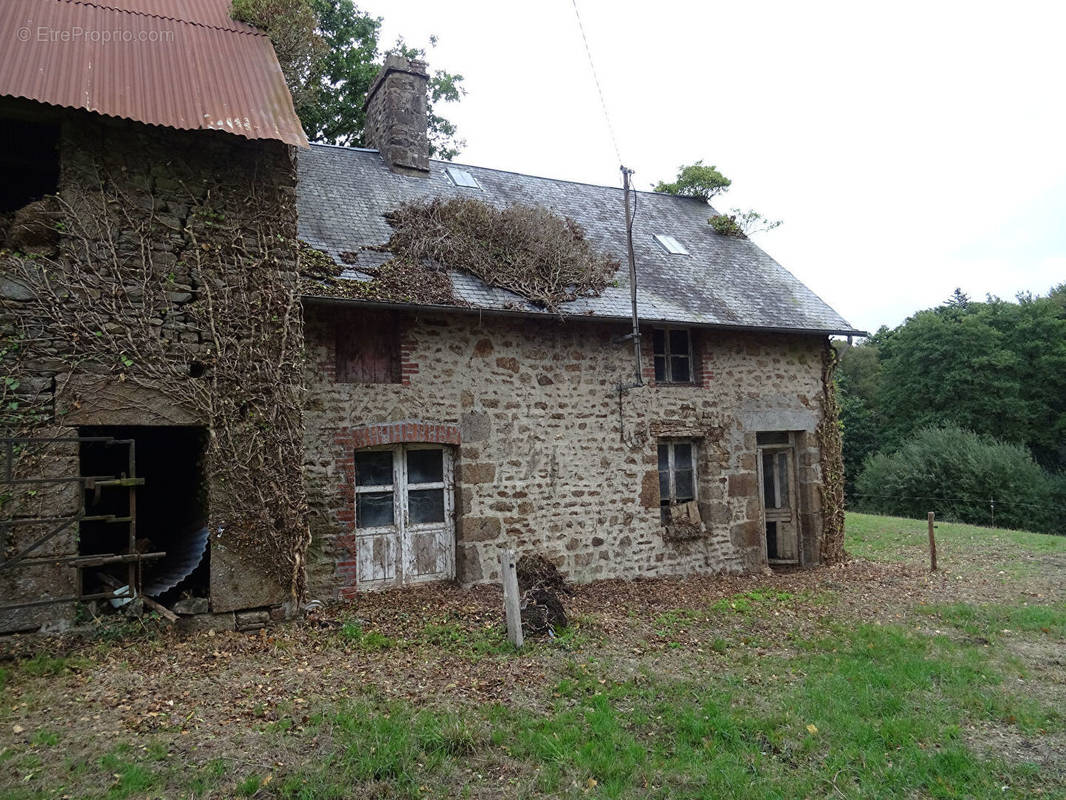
xmin=652 ymin=327 xmax=694 ymax=383
xmin=657 ymin=440 xmax=697 ymax=523
xmin=354 ymin=445 xmax=454 ymax=587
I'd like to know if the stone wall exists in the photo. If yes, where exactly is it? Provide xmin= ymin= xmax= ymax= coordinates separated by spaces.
xmin=0 ymin=105 xmax=302 ymax=629
xmin=303 ymin=303 xmax=828 ymax=598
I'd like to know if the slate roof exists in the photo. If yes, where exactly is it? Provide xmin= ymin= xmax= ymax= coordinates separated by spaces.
xmin=297 ymin=145 xmax=862 ymax=335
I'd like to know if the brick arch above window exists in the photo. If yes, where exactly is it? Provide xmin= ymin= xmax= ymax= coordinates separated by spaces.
xmin=337 ymin=420 xmax=462 ymax=450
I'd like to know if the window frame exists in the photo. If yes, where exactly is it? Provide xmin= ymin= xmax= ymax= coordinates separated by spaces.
xmin=652 ymin=327 xmax=695 ymax=384
xmin=354 ymin=444 xmax=451 ymax=531
xmin=657 ymin=439 xmax=698 ymax=524
xmin=445 ymin=166 xmax=481 ymax=189
xmin=653 ymin=234 xmax=689 ymax=255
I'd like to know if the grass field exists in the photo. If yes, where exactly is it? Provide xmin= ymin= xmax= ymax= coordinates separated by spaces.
xmin=0 ymin=513 xmax=1064 ymax=799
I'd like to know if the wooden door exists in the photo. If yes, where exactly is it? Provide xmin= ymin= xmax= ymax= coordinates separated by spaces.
xmin=758 ymin=445 xmax=799 ymax=564
xmin=352 ymin=445 xmax=454 ymax=588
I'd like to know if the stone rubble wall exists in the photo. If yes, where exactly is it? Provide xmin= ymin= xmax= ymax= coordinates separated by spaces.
xmin=0 ymin=108 xmax=300 ymax=630
xmin=303 ymin=305 xmax=827 ymax=598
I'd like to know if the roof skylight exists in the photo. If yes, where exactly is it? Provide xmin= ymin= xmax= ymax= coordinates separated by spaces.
xmin=445 ymin=166 xmax=481 ymax=189
xmin=654 ymin=234 xmax=689 ymax=255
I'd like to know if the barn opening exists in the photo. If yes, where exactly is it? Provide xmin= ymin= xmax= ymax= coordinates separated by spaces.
xmin=0 ymin=118 xmax=60 ymax=214
xmin=78 ymin=426 xmax=209 ymax=606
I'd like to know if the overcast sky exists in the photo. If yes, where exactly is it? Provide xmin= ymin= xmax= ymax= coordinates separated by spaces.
xmin=364 ymin=0 xmax=1066 ymax=334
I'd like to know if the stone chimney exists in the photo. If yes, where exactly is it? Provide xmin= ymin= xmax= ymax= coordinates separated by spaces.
xmin=363 ymin=54 xmax=430 ymax=177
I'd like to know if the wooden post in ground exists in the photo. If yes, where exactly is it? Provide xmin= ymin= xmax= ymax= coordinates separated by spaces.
xmin=927 ymin=512 xmax=938 ymax=572
xmin=500 ymin=549 xmax=524 ymax=649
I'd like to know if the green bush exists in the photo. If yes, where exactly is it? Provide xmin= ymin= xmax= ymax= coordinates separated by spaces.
xmin=854 ymin=426 xmax=1062 ymax=534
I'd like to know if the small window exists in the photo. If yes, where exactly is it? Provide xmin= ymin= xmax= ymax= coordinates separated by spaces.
xmin=445 ymin=166 xmax=480 ymax=189
xmin=654 ymin=234 xmax=689 ymax=255
xmin=756 ymin=431 xmax=790 ymax=446
xmin=658 ymin=440 xmax=697 ymax=523
xmin=652 ymin=327 xmax=693 ymax=383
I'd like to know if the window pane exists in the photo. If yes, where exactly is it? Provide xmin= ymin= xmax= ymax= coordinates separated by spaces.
xmin=675 ymin=469 xmax=694 ymax=501
xmin=652 ymin=329 xmax=665 ymax=356
xmin=654 ymin=356 xmax=666 ymax=382
xmin=409 ymin=489 xmax=445 ymax=524
xmin=756 ymin=431 xmax=790 ymax=446
xmin=357 ymin=491 xmax=394 ymax=528
xmin=670 ymin=356 xmax=690 ymax=383
xmin=674 ymin=443 xmax=692 ymax=469
xmin=658 ymin=443 xmax=670 ymax=471
xmin=407 ymin=449 xmax=443 ymax=484
xmin=669 ymin=329 xmax=689 ymax=356
xmin=355 ymin=451 xmax=393 ymax=486
xmin=777 ymin=453 xmax=790 ymax=508
xmin=658 ymin=469 xmax=670 ymax=501
xmin=762 ymin=451 xmax=776 ymax=507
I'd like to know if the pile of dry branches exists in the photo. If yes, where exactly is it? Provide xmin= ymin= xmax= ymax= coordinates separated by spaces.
xmin=298 ymin=241 xmax=456 ymax=306
xmin=378 ymin=198 xmax=618 ymax=311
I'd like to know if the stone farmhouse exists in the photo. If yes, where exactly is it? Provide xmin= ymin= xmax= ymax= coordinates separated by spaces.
xmin=297 ymin=57 xmax=862 ymax=598
xmin=0 ymin=1 xmax=861 ymax=633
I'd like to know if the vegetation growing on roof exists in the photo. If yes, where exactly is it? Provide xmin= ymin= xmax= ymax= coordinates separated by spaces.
xmin=653 ymin=161 xmax=731 ymax=200
xmin=375 ymin=198 xmax=619 ymax=312
xmin=709 ymin=210 xmax=784 ymax=239
xmin=298 ymin=240 xmax=457 ymax=306
xmin=708 ymin=213 xmax=746 ymax=238
xmin=656 ymin=162 xmax=783 ymax=239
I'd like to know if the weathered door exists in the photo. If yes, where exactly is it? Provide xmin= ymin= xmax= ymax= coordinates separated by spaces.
xmin=353 ymin=445 xmax=454 ymax=588
xmin=758 ymin=443 xmax=799 ymax=564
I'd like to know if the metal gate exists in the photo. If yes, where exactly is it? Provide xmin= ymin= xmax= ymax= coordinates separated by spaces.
xmin=0 ymin=435 xmax=164 ymax=613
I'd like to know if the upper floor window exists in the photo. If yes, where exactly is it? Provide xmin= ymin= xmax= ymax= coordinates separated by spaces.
xmin=336 ymin=310 xmax=400 ymax=384
xmin=652 ymin=327 xmax=693 ymax=383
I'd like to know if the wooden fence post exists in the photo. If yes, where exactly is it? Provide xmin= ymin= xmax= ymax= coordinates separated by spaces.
xmin=500 ymin=549 xmax=523 ymax=649
xmin=927 ymin=512 xmax=937 ymax=572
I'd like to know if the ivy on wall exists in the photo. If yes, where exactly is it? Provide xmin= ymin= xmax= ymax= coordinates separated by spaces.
xmin=817 ymin=339 xmax=846 ymax=564
xmin=0 ymin=138 xmax=310 ymax=602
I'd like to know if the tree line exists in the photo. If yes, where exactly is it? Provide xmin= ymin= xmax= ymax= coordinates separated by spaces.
xmin=837 ymin=286 xmax=1066 ymax=534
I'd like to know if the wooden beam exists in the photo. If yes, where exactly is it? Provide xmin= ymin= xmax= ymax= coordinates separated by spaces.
xmin=500 ymin=549 xmax=523 ymax=649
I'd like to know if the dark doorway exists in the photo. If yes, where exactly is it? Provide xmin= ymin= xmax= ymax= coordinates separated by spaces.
xmin=0 ymin=119 xmax=60 ymax=213
xmin=79 ymin=426 xmax=209 ymax=603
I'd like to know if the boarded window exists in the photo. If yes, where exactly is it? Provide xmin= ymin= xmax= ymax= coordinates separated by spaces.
xmin=657 ymin=439 xmax=697 ymax=523
xmin=652 ymin=328 xmax=694 ymax=383
xmin=336 ymin=312 xmax=400 ymax=384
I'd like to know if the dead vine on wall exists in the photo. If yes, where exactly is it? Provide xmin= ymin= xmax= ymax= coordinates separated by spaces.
xmin=0 ymin=152 xmax=310 ymax=600
xmin=817 ymin=339 xmax=846 ymax=564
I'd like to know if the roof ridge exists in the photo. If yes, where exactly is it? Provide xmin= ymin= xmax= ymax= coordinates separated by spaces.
xmin=307 ymin=142 xmax=713 ymax=199
xmin=55 ymin=0 xmax=268 ymax=36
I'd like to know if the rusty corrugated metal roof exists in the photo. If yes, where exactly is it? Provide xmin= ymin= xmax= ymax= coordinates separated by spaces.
xmin=0 ymin=0 xmax=309 ymax=147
